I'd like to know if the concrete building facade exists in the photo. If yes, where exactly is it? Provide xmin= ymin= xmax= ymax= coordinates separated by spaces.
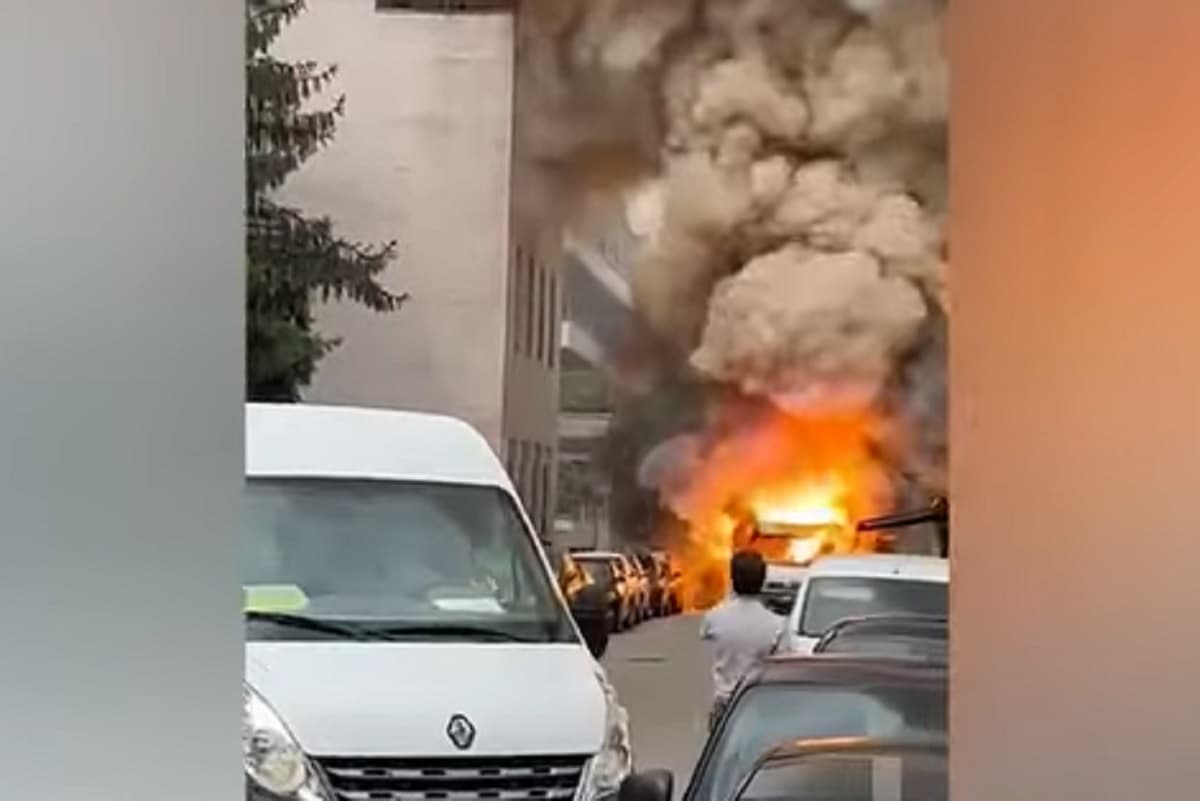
xmin=273 ymin=0 xmax=559 ymax=537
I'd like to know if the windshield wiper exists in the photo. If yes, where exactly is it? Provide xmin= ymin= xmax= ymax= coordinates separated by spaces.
xmin=369 ymin=623 xmax=541 ymax=643
xmin=245 ymin=611 xmax=401 ymax=643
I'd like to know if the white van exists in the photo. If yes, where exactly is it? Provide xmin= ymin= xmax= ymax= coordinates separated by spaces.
xmin=242 ymin=404 xmax=630 ymax=801
xmin=776 ymin=554 xmax=949 ymax=655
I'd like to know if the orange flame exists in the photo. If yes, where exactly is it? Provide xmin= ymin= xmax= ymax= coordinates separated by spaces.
xmin=751 ymin=478 xmax=849 ymax=527
xmin=663 ymin=407 xmax=890 ymax=610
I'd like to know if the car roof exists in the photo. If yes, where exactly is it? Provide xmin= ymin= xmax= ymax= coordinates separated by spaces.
xmin=574 ymin=551 xmax=626 ymax=561
xmin=245 ymin=403 xmax=513 ymax=491
xmin=816 ymin=617 xmax=949 ymax=663
xmin=803 ymin=554 xmax=949 ymax=581
xmin=742 ymin=653 xmax=948 ymax=690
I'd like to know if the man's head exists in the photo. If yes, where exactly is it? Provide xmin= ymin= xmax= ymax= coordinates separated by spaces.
xmin=730 ymin=549 xmax=767 ymax=596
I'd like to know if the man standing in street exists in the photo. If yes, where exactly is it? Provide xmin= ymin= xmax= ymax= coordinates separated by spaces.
xmin=700 ymin=550 xmax=784 ymax=730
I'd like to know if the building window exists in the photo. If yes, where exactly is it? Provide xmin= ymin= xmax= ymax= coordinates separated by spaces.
xmin=515 ymin=250 xmax=527 ymax=357
xmin=547 ymin=272 xmax=558 ymax=369
xmin=530 ymin=446 xmax=543 ymax=536
xmin=511 ymin=245 xmax=520 ymax=354
xmin=524 ymin=255 xmax=536 ymax=360
xmin=505 ymin=437 xmax=516 ymax=480
xmin=540 ymin=453 xmax=552 ymax=535
xmin=535 ymin=264 xmax=546 ymax=364
xmin=517 ymin=440 xmax=530 ymax=507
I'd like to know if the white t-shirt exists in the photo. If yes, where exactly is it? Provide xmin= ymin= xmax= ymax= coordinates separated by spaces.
xmin=700 ymin=595 xmax=784 ymax=699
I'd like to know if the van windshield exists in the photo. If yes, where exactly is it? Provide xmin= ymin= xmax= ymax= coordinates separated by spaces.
xmin=243 ymin=478 xmax=575 ymax=643
xmin=798 ymin=578 xmax=948 ymax=637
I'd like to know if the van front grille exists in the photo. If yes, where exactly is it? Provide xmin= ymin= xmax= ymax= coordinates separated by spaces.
xmin=315 ymin=754 xmax=589 ymax=801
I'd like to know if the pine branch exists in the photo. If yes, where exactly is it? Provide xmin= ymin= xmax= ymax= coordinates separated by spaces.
xmin=243 ymin=0 xmax=403 ymax=401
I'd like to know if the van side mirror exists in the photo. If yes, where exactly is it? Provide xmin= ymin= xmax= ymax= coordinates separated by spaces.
xmin=619 ymin=770 xmax=673 ymax=801
xmin=571 ymin=584 xmax=610 ymax=659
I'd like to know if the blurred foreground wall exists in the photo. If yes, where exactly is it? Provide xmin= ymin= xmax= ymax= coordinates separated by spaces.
xmin=952 ymin=2 xmax=1200 ymax=799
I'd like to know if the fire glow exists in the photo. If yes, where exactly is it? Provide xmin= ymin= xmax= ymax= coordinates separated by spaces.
xmin=752 ymin=480 xmax=849 ymax=528
xmin=752 ymin=481 xmax=848 ymax=565
xmin=662 ymin=407 xmax=890 ymax=610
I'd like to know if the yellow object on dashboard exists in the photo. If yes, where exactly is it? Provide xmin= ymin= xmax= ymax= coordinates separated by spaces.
xmin=244 ymin=584 xmax=310 ymax=613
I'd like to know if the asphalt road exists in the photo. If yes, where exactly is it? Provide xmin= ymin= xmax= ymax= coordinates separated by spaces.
xmin=602 ymin=613 xmax=712 ymax=789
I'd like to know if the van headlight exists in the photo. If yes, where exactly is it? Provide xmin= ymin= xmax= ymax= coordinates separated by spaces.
xmin=578 ymin=667 xmax=633 ymax=801
xmin=244 ymin=684 xmax=329 ymax=800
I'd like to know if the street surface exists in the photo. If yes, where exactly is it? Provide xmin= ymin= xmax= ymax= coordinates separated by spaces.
xmin=603 ymin=613 xmax=711 ymax=788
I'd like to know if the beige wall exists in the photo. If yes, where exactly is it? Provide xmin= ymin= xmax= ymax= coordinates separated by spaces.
xmin=273 ymin=1 xmax=517 ymax=450
xmin=273 ymin=1 xmax=560 ymax=538
xmin=952 ymin=2 xmax=1200 ymax=798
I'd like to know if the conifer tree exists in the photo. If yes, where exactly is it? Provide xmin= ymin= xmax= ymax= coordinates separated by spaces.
xmin=245 ymin=0 xmax=404 ymax=401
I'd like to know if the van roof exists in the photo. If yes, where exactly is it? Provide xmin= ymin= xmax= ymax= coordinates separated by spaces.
xmin=245 ymin=403 xmax=513 ymax=490
xmin=805 ymin=554 xmax=949 ymax=581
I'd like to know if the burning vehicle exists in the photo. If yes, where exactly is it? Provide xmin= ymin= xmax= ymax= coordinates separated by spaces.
xmin=750 ymin=515 xmax=851 ymax=615
xmin=732 ymin=482 xmax=883 ymax=615
xmin=636 ymin=406 xmax=897 ymax=610
xmin=740 ymin=501 xmax=861 ymax=566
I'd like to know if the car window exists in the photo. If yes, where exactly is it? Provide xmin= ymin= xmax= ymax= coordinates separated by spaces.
xmin=578 ymin=560 xmax=615 ymax=587
xmin=737 ymin=751 xmax=947 ymax=801
xmin=798 ymin=578 xmax=948 ymax=637
xmin=690 ymin=682 xmax=946 ymax=801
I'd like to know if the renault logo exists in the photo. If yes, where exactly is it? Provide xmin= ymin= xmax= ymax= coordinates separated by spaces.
xmin=446 ymin=713 xmax=476 ymax=751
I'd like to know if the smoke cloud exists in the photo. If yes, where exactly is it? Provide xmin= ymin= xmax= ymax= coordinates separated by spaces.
xmin=518 ymin=0 xmax=948 ymax=524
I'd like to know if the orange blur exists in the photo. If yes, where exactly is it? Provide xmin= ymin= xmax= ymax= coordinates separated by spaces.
xmin=664 ymin=407 xmax=890 ymax=610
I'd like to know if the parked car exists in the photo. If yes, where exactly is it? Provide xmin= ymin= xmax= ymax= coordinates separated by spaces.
xmin=731 ymin=736 xmax=947 ymax=801
xmin=621 ymin=736 xmax=947 ymax=801
xmin=575 ymin=551 xmax=638 ymax=630
xmin=813 ymin=615 xmax=948 ymax=662
xmin=621 ymin=550 xmax=653 ymax=622
xmin=548 ymin=548 xmax=593 ymax=607
xmin=657 ymin=552 xmax=685 ymax=614
xmin=242 ymin=404 xmax=629 ymax=801
xmin=762 ymin=563 xmax=807 ymax=616
xmin=626 ymin=550 xmax=656 ymax=616
xmin=617 ymin=653 xmax=946 ymax=801
xmin=776 ymin=555 xmax=949 ymax=655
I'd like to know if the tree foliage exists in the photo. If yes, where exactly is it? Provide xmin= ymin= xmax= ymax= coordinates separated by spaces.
xmin=246 ymin=0 xmax=405 ymax=401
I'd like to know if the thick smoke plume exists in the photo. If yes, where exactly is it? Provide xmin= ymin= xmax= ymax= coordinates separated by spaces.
xmin=518 ymin=0 xmax=949 ymax=546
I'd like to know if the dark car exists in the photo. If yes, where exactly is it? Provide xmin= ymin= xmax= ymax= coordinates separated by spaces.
xmin=813 ymin=615 xmax=948 ymax=662
xmin=731 ymin=736 xmax=948 ymax=801
xmin=575 ymin=552 xmax=637 ymax=631
xmin=549 ymin=548 xmax=594 ymax=608
xmin=656 ymin=551 xmax=684 ymax=615
xmin=618 ymin=655 xmax=947 ymax=801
